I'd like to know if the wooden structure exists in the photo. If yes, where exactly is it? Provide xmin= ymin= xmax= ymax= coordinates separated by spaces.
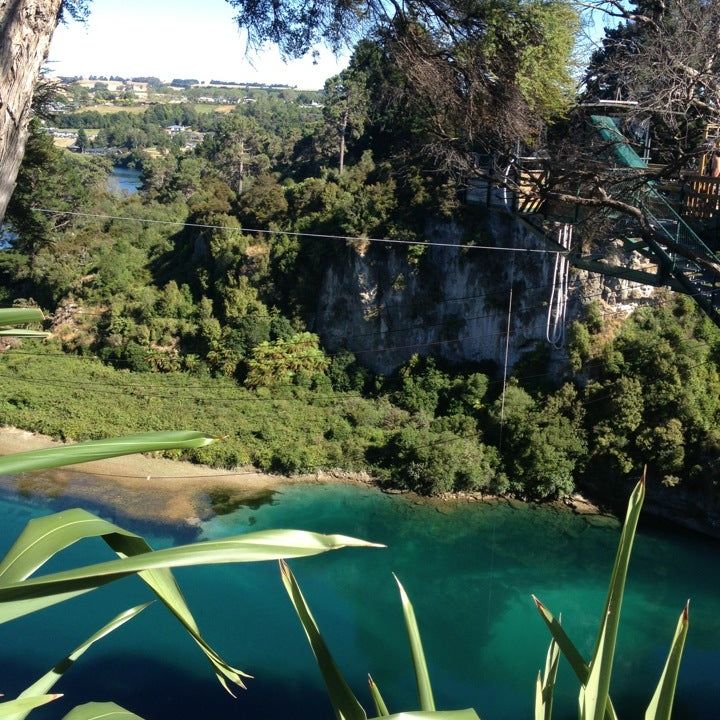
xmin=699 ymin=124 xmax=720 ymax=176
xmin=682 ymin=175 xmax=720 ymax=220
xmin=468 ymin=116 xmax=720 ymax=329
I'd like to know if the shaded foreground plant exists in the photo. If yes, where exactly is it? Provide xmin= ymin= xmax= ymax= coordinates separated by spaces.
xmin=0 ymin=308 xmax=48 ymax=339
xmin=279 ymin=473 xmax=690 ymax=720
xmin=0 ymin=427 xmax=381 ymax=718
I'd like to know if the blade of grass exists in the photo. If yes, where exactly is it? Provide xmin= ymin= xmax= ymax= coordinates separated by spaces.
xmin=0 ymin=330 xmax=50 ymax=337
xmin=368 ymin=675 xmax=390 ymax=717
xmin=0 ymin=309 xmax=44 ymax=326
xmin=0 ymin=507 xmax=250 ymax=693
xmin=535 ymin=635 xmax=560 ymax=720
xmin=0 ymin=431 xmax=216 ymax=476
xmin=62 ymin=702 xmax=145 ymax=720
xmin=280 ymin=560 xmax=367 ymax=720
xmin=582 ymin=601 xmax=612 ymax=720
xmin=645 ymin=602 xmax=690 ymax=720
xmin=0 ymin=528 xmax=383 ymax=620
xmin=4 ymin=604 xmax=150 ymax=720
xmin=394 ymin=575 xmax=435 ymax=712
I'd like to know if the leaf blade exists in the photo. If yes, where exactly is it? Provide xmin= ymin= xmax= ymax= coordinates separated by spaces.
xmin=368 ymin=712 xmax=480 ymax=720
xmin=0 ymin=308 xmax=44 ymax=327
xmin=4 ymin=604 xmax=150 ymax=720
xmin=532 ymin=596 xmax=619 ymax=720
xmin=584 ymin=477 xmax=645 ymax=720
xmin=394 ymin=576 xmax=435 ymax=712
xmin=280 ymin=560 xmax=367 ymax=720
xmin=645 ymin=602 xmax=690 ymax=720
xmin=0 ymin=695 xmax=61 ymax=718
xmin=369 ymin=675 xmax=390 ymax=717
xmin=0 ymin=431 xmax=215 ymax=476
xmin=62 ymin=702 xmax=145 ymax=720
xmin=0 ymin=330 xmax=50 ymax=337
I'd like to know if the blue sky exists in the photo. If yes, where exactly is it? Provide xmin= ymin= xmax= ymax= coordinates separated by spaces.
xmin=48 ymin=0 xmax=350 ymax=88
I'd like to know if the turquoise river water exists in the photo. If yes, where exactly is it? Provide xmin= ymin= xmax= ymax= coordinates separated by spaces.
xmin=0 ymin=483 xmax=718 ymax=719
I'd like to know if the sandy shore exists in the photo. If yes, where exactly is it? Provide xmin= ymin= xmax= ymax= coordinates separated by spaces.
xmin=0 ymin=426 xmax=610 ymax=531
xmin=0 ymin=426 xmax=368 ymax=526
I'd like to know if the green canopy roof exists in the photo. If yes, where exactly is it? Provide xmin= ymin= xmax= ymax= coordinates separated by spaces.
xmin=591 ymin=115 xmax=648 ymax=169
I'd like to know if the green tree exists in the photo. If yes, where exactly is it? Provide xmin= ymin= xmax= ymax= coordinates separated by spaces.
xmin=75 ymin=127 xmax=89 ymax=153
xmin=245 ymin=332 xmax=329 ymax=388
xmin=377 ymin=425 xmax=501 ymax=494
xmin=5 ymin=120 xmax=106 ymax=263
xmin=321 ymin=69 xmax=369 ymax=174
xmin=201 ymin=114 xmax=271 ymax=197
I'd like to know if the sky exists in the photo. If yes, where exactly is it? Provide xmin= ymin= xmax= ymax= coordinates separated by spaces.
xmin=48 ymin=0 xmax=350 ymax=89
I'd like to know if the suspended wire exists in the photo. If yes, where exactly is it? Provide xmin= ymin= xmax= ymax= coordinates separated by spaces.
xmin=29 ymin=207 xmax=564 ymax=255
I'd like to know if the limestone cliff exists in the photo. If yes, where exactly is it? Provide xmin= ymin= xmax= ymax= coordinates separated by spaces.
xmin=313 ymin=208 xmax=654 ymax=374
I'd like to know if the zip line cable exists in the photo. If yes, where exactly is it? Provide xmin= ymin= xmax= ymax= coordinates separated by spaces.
xmin=30 ymin=207 xmax=564 ymax=255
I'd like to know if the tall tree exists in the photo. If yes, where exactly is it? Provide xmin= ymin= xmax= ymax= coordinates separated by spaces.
xmin=322 ymin=69 xmax=369 ymax=174
xmin=200 ymin=114 xmax=271 ymax=197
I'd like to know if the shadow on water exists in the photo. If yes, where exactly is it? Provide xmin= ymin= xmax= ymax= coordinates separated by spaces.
xmin=0 ymin=481 xmax=199 ymax=544
xmin=204 ymin=487 xmax=278 ymax=516
xmin=4 ymin=654 xmax=336 ymax=720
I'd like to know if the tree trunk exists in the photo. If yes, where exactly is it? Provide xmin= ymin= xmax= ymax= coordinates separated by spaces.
xmin=238 ymin=139 xmax=245 ymax=196
xmin=339 ymin=109 xmax=348 ymax=175
xmin=0 ymin=0 xmax=63 ymax=225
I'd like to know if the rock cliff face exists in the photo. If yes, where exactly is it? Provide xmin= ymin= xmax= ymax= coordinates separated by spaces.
xmin=314 ymin=208 xmax=652 ymax=374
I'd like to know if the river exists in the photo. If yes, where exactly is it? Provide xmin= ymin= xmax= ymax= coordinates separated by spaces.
xmin=108 ymin=166 xmax=143 ymax=194
xmin=0 ymin=483 xmax=717 ymax=719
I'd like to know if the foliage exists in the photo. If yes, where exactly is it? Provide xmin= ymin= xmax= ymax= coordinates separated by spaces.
xmin=5 ymin=121 xmax=109 ymax=261
xmin=244 ymin=332 xmax=329 ymax=388
xmin=490 ymin=383 xmax=587 ymax=498
xmin=0 ymin=477 xmax=377 ymax=716
xmin=574 ymin=298 xmax=720 ymax=494
xmin=376 ymin=425 xmax=501 ymax=495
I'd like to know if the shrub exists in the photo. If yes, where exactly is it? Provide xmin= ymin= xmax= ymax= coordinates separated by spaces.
xmin=375 ymin=426 xmax=500 ymax=494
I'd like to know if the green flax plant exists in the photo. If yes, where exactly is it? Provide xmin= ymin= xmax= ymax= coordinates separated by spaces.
xmin=278 ymin=473 xmax=689 ymax=720
xmin=0 ymin=308 xmax=49 ymax=339
xmin=0 ymin=307 xmax=381 ymax=718
xmin=0 ymin=436 xmax=381 ymax=718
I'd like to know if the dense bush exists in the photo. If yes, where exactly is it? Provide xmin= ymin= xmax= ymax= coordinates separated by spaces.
xmin=376 ymin=425 xmax=502 ymax=494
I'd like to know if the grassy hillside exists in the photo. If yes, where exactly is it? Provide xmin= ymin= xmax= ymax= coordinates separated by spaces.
xmin=0 ymin=345 xmax=393 ymax=474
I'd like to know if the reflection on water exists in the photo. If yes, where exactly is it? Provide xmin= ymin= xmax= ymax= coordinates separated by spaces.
xmin=0 ymin=484 xmax=718 ymax=720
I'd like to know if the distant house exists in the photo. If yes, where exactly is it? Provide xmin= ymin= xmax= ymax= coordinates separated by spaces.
xmin=183 ymin=131 xmax=205 ymax=150
xmin=165 ymin=125 xmax=186 ymax=135
xmin=47 ymin=128 xmax=77 ymax=139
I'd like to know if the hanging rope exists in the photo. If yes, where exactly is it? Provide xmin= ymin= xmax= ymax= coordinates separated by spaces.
xmin=546 ymin=223 xmax=573 ymax=348
xmin=498 ymin=256 xmax=515 ymax=453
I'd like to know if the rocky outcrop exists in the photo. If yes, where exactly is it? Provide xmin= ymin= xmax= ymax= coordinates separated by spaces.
xmin=314 ymin=209 xmax=650 ymax=374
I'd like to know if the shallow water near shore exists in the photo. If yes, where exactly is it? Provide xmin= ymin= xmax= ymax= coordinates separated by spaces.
xmin=0 ymin=482 xmax=718 ymax=719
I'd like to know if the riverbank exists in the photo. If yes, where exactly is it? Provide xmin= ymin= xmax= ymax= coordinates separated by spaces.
xmin=0 ymin=425 xmax=616 ymax=530
xmin=0 ymin=426 xmax=372 ymax=525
